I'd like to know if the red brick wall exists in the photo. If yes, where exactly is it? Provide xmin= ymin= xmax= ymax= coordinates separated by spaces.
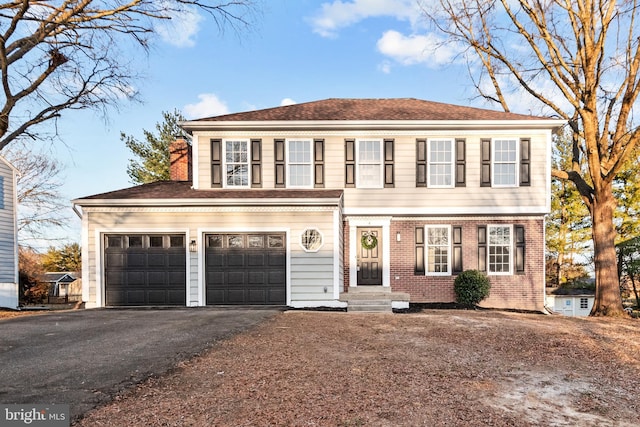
xmin=343 ymin=217 xmax=546 ymax=311
xmin=169 ymin=138 xmax=192 ymax=182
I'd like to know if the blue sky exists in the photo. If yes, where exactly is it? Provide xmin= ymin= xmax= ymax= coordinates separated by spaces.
xmin=51 ymin=0 xmax=508 ymax=245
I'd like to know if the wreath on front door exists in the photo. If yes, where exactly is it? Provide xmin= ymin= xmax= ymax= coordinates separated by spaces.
xmin=361 ymin=232 xmax=378 ymax=250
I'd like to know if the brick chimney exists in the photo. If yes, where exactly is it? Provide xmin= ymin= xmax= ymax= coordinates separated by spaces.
xmin=169 ymin=136 xmax=192 ymax=182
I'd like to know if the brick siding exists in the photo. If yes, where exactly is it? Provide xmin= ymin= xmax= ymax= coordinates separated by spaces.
xmin=344 ymin=217 xmax=546 ymax=311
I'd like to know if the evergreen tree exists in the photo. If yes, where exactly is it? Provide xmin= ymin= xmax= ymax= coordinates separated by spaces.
xmin=41 ymin=243 xmax=81 ymax=272
xmin=121 ymin=110 xmax=188 ymax=185
xmin=546 ymin=131 xmax=591 ymax=286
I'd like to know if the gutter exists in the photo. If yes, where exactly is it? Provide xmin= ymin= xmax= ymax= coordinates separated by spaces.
xmin=72 ymin=197 xmax=344 ymax=208
xmin=179 ymin=119 xmax=568 ymax=133
xmin=72 ymin=203 xmax=83 ymax=219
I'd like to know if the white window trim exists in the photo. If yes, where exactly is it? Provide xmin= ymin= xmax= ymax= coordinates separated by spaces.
xmin=487 ymin=224 xmax=513 ymax=275
xmin=356 ymin=139 xmax=384 ymax=189
xmin=222 ymin=139 xmax=251 ymax=188
xmin=286 ymin=138 xmax=314 ymax=189
xmin=427 ymin=138 xmax=455 ymax=188
xmin=491 ymin=138 xmax=519 ymax=188
xmin=425 ymin=224 xmax=452 ymax=276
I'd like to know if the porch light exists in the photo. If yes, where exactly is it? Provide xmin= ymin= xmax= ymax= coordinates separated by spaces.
xmin=189 ymin=239 xmax=198 ymax=252
xmin=396 ymin=232 xmax=401 ymax=242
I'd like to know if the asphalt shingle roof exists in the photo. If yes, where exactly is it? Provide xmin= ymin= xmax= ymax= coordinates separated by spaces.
xmin=76 ymin=181 xmax=344 ymax=201
xmin=194 ymin=98 xmax=548 ymax=122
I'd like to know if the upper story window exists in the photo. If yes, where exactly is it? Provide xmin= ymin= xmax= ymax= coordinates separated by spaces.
xmin=492 ymin=139 xmax=518 ymax=187
xmin=428 ymin=139 xmax=454 ymax=188
xmin=287 ymin=139 xmax=313 ymax=188
xmin=357 ymin=139 xmax=383 ymax=188
xmin=416 ymin=138 xmax=465 ymax=188
xmin=224 ymin=139 xmax=250 ymax=187
xmin=211 ymin=138 xmax=262 ymax=189
xmin=481 ymin=138 xmax=529 ymax=188
xmin=275 ymin=139 xmax=324 ymax=188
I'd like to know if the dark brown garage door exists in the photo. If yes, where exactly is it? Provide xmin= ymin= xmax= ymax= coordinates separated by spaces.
xmin=104 ymin=234 xmax=186 ymax=306
xmin=205 ymin=233 xmax=286 ymax=305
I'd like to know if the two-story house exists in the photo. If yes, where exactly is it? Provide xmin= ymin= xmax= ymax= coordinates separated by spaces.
xmin=0 ymin=155 xmax=19 ymax=309
xmin=73 ymin=98 xmax=565 ymax=311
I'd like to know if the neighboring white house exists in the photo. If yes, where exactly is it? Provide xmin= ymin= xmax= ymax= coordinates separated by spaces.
xmin=546 ymin=289 xmax=595 ymax=316
xmin=0 ymin=155 xmax=19 ymax=309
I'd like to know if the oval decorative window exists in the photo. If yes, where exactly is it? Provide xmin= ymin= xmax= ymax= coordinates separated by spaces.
xmin=300 ymin=228 xmax=323 ymax=252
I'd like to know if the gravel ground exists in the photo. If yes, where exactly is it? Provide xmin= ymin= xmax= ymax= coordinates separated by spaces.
xmin=68 ymin=309 xmax=640 ymax=426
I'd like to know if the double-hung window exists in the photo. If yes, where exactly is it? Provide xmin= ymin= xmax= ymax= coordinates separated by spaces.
xmin=287 ymin=139 xmax=313 ymax=188
xmin=426 ymin=225 xmax=451 ymax=275
xmin=357 ymin=139 xmax=383 ymax=188
xmin=488 ymin=225 xmax=512 ymax=274
xmin=492 ymin=139 xmax=518 ymax=187
xmin=224 ymin=139 xmax=250 ymax=187
xmin=428 ymin=139 xmax=454 ymax=187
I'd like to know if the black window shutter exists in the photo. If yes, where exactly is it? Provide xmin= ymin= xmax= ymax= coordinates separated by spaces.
xmin=415 ymin=227 xmax=425 ymax=275
xmin=478 ymin=226 xmax=487 ymax=272
xmin=251 ymin=139 xmax=262 ymax=188
xmin=480 ymin=139 xmax=491 ymax=187
xmin=314 ymin=139 xmax=325 ymax=188
xmin=211 ymin=139 xmax=222 ymax=188
xmin=452 ymin=226 xmax=463 ymax=273
xmin=416 ymin=139 xmax=427 ymax=187
xmin=345 ymin=139 xmax=356 ymax=187
xmin=520 ymin=138 xmax=531 ymax=186
xmin=274 ymin=139 xmax=285 ymax=188
xmin=455 ymin=138 xmax=466 ymax=187
xmin=384 ymin=138 xmax=395 ymax=188
xmin=515 ymin=225 xmax=525 ymax=274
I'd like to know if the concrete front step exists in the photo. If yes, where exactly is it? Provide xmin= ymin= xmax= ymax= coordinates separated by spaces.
xmin=347 ymin=299 xmax=393 ymax=313
xmin=340 ymin=287 xmax=410 ymax=312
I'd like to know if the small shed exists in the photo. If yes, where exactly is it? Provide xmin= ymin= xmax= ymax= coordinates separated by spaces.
xmin=40 ymin=272 xmax=78 ymax=297
xmin=546 ymin=288 xmax=595 ymax=316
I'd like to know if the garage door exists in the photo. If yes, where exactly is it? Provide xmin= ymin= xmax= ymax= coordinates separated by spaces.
xmin=205 ymin=233 xmax=286 ymax=305
xmin=104 ymin=234 xmax=186 ymax=306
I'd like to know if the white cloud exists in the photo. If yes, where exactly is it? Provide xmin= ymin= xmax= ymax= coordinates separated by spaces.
xmin=155 ymin=5 xmax=203 ymax=48
xmin=280 ymin=98 xmax=297 ymax=106
xmin=183 ymin=94 xmax=230 ymax=119
xmin=376 ymin=30 xmax=458 ymax=67
xmin=309 ymin=0 xmax=419 ymax=38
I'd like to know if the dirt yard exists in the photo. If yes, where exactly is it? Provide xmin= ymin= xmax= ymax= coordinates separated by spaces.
xmin=72 ymin=309 xmax=638 ymax=426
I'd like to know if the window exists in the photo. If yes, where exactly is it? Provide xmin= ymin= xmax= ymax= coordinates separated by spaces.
xmin=287 ymin=139 xmax=313 ymax=188
xmin=580 ymin=298 xmax=589 ymax=309
xmin=425 ymin=226 xmax=451 ymax=274
xmin=357 ymin=139 xmax=383 ymax=188
xmin=488 ymin=225 xmax=512 ymax=274
xmin=428 ymin=139 xmax=454 ymax=187
xmin=224 ymin=139 xmax=249 ymax=187
xmin=492 ymin=139 xmax=518 ymax=186
xmin=300 ymin=228 xmax=323 ymax=252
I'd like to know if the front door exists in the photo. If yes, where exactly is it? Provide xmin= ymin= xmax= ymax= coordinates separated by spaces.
xmin=357 ymin=227 xmax=382 ymax=285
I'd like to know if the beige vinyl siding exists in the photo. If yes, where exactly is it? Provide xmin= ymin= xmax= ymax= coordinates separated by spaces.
xmin=192 ymin=130 xmax=550 ymax=212
xmin=82 ymin=207 xmax=337 ymax=307
xmin=0 ymin=160 xmax=16 ymax=283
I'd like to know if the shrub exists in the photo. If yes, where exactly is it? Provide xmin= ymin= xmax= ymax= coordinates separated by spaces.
xmin=454 ymin=270 xmax=491 ymax=308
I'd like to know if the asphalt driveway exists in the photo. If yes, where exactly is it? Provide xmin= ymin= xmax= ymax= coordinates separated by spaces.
xmin=0 ymin=307 xmax=280 ymax=421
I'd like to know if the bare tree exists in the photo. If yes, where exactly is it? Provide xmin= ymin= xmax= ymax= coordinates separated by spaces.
xmin=0 ymin=0 xmax=258 ymax=150
xmin=2 ymin=141 xmax=69 ymax=244
xmin=422 ymin=0 xmax=640 ymax=316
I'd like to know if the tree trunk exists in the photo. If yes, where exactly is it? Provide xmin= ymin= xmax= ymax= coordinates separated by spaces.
xmin=590 ymin=185 xmax=625 ymax=316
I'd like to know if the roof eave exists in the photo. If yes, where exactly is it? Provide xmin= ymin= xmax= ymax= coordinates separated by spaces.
xmin=180 ymin=119 xmax=567 ymax=132
xmin=73 ymin=197 xmax=343 ymax=207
